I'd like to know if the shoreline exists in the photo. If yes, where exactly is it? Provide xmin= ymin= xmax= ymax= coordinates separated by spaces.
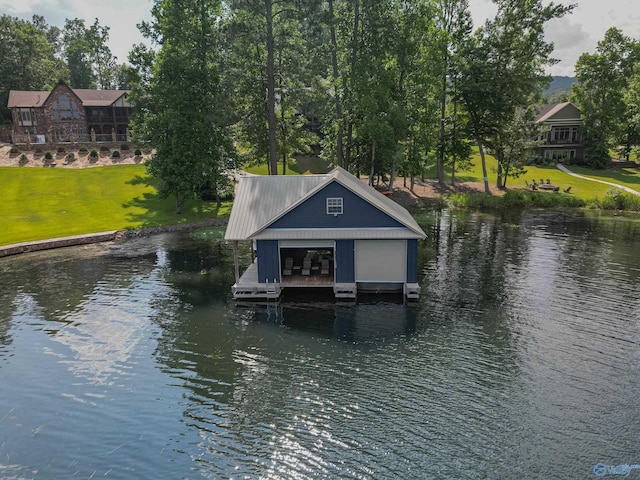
xmin=0 ymin=219 xmax=229 ymax=259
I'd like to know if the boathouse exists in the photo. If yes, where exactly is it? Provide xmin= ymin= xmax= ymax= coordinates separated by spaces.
xmin=224 ymin=167 xmax=426 ymax=300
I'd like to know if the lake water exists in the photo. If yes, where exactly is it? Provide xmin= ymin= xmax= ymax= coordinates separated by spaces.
xmin=1 ymin=210 xmax=639 ymax=479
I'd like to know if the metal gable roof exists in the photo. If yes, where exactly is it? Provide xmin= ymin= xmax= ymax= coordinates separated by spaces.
xmin=224 ymin=167 xmax=426 ymax=241
xmin=224 ymin=173 xmax=329 ymax=241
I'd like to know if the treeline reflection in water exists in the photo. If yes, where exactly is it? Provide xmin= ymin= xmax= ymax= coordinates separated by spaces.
xmin=1 ymin=211 xmax=639 ymax=479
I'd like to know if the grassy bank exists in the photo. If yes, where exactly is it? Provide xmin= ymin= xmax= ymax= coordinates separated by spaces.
xmin=0 ymin=165 xmax=231 ymax=246
xmin=432 ymin=152 xmax=614 ymax=199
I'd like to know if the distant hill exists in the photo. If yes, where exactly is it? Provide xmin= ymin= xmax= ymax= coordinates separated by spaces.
xmin=546 ymin=76 xmax=576 ymax=92
xmin=544 ymin=76 xmax=576 ymax=103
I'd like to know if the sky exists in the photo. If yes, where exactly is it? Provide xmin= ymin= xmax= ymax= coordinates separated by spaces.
xmin=1 ymin=0 xmax=639 ymax=77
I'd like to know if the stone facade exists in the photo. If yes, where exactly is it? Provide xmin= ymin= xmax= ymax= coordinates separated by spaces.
xmin=8 ymin=80 xmax=131 ymax=145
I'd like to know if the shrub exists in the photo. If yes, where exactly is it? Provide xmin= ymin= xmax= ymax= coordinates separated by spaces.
xmin=19 ymin=154 xmax=27 ymax=163
xmin=112 ymin=150 xmax=120 ymax=158
xmin=78 ymin=145 xmax=88 ymax=153
xmin=120 ymin=144 xmax=130 ymax=151
xmin=67 ymin=152 xmax=75 ymax=160
xmin=57 ymin=146 xmax=65 ymax=153
xmin=598 ymin=188 xmax=640 ymax=211
xmin=44 ymin=151 xmax=53 ymax=160
xmin=134 ymin=148 xmax=142 ymax=156
xmin=34 ymin=148 xmax=43 ymax=155
xmin=502 ymin=190 xmax=528 ymax=208
xmin=100 ymin=145 xmax=110 ymax=152
xmin=89 ymin=149 xmax=98 ymax=158
xmin=9 ymin=147 xmax=19 ymax=154
xmin=448 ymin=190 xmax=586 ymax=210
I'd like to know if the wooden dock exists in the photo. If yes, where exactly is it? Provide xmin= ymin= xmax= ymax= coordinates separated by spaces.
xmin=232 ymin=261 xmax=359 ymax=300
xmin=232 ymin=263 xmax=419 ymax=301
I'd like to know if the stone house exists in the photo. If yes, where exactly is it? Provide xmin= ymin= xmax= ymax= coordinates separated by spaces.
xmin=8 ymin=80 xmax=131 ymax=144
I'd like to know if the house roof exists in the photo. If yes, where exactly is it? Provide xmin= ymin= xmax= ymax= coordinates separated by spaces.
xmin=536 ymin=102 xmax=581 ymax=123
xmin=73 ymin=89 xmax=129 ymax=106
xmin=224 ymin=167 xmax=426 ymax=241
xmin=7 ymin=91 xmax=51 ymax=108
xmin=7 ymin=87 xmax=130 ymax=108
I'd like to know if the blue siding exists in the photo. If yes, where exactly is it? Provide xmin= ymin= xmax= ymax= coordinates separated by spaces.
xmin=269 ymin=182 xmax=404 ymax=230
xmin=335 ymin=240 xmax=355 ymax=283
xmin=256 ymin=240 xmax=280 ymax=283
xmin=406 ymin=239 xmax=418 ymax=283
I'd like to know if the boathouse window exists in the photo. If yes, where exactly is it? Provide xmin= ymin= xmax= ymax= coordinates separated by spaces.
xmin=326 ymin=197 xmax=343 ymax=215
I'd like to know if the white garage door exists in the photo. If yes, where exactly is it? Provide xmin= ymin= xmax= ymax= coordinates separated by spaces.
xmin=355 ymin=240 xmax=406 ymax=283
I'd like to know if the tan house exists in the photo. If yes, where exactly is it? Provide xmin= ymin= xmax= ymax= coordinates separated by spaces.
xmin=8 ymin=80 xmax=131 ymax=144
xmin=535 ymin=102 xmax=584 ymax=162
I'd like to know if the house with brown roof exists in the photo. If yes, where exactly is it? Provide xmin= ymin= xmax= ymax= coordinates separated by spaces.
xmin=535 ymin=102 xmax=584 ymax=162
xmin=8 ymin=80 xmax=131 ymax=144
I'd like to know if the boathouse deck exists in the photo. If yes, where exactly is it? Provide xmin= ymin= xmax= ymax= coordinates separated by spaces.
xmin=232 ymin=261 xmax=357 ymax=300
xmin=231 ymin=261 xmax=419 ymax=301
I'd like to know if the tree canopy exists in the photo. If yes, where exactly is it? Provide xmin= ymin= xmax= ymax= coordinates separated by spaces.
xmin=573 ymin=28 xmax=640 ymax=167
xmin=130 ymin=0 xmax=237 ymax=213
xmin=11 ymin=2 xmax=640 ymax=196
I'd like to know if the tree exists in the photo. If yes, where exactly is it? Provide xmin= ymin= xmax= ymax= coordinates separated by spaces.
xmin=490 ymin=106 xmax=542 ymax=188
xmin=622 ymin=67 xmax=640 ymax=161
xmin=132 ymin=0 xmax=236 ymax=213
xmin=62 ymin=18 xmax=117 ymax=89
xmin=86 ymin=19 xmax=117 ymax=89
xmin=457 ymin=0 xmax=573 ymax=191
xmin=434 ymin=0 xmax=472 ymax=186
xmin=0 ymin=15 xmax=65 ymax=122
xmin=573 ymin=28 xmax=640 ymax=167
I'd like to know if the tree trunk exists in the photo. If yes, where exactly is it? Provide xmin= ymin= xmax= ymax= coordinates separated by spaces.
xmin=438 ymin=69 xmax=447 ymax=186
xmin=344 ymin=0 xmax=360 ymax=172
xmin=369 ymin=141 xmax=376 ymax=186
xmin=451 ymin=92 xmax=458 ymax=186
xmin=389 ymin=154 xmax=396 ymax=192
xmin=265 ymin=0 xmax=278 ymax=175
xmin=451 ymin=160 xmax=456 ymax=185
xmin=345 ymin=123 xmax=353 ymax=171
xmin=328 ymin=0 xmax=344 ymax=168
xmin=496 ymin=159 xmax=504 ymax=189
xmin=476 ymin=137 xmax=490 ymax=194
xmin=280 ymin=99 xmax=287 ymax=175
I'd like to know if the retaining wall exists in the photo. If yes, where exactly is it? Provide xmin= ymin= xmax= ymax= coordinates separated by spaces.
xmin=0 ymin=231 xmax=117 ymax=258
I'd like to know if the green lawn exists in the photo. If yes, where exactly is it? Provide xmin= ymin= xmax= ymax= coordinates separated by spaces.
xmin=433 ymin=150 xmax=633 ymax=200
xmin=4 ymin=153 xmax=638 ymax=247
xmin=0 ymin=165 xmax=231 ymax=246
xmin=244 ymin=163 xmax=299 ymax=175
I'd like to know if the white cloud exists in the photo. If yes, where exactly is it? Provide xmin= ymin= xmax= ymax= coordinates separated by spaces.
xmin=544 ymin=19 xmax=592 ymax=76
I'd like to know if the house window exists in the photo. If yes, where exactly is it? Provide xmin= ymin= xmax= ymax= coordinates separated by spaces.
xmin=18 ymin=108 xmax=36 ymax=126
xmin=553 ymin=127 xmax=571 ymax=142
xmin=326 ymin=197 xmax=343 ymax=215
xmin=52 ymin=94 xmax=80 ymax=121
xmin=545 ymin=149 xmax=570 ymax=161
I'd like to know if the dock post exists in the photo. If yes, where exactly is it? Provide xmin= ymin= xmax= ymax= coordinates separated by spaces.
xmin=233 ymin=241 xmax=240 ymax=283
